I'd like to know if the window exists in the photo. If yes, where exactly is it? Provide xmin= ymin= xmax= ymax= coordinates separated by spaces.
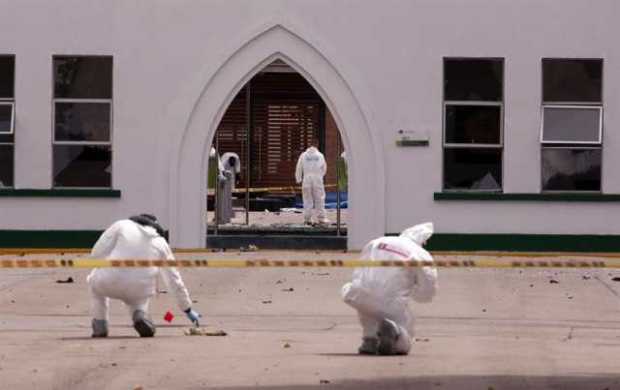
xmin=53 ymin=56 xmax=112 ymax=188
xmin=541 ymin=59 xmax=603 ymax=192
xmin=0 ymin=55 xmax=15 ymax=188
xmin=443 ymin=58 xmax=503 ymax=191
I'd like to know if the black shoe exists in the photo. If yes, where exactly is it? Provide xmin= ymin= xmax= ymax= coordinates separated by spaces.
xmin=358 ymin=337 xmax=378 ymax=355
xmin=377 ymin=319 xmax=400 ymax=355
xmin=91 ymin=319 xmax=108 ymax=338
xmin=132 ymin=310 xmax=156 ymax=337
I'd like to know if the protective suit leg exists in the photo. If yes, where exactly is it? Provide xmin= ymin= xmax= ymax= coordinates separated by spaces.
xmin=89 ymin=285 xmax=110 ymax=321
xmin=127 ymin=299 xmax=155 ymax=337
xmin=302 ymin=185 xmax=314 ymax=224
xmin=89 ymin=285 xmax=110 ymax=337
xmin=358 ymin=312 xmax=380 ymax=354
xmin=312 ymin=179 xmax=328 ymax=224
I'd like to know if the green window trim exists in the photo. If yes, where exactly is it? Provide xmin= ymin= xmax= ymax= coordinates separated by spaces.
xmin=434 ymin=192 xmax=620 ymax=202
xmin=0 ymin=189 xmax=121 ymax=198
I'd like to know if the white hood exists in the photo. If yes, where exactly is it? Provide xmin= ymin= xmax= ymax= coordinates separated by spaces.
xmin=399 ymin=222 xmax=433 ymax=246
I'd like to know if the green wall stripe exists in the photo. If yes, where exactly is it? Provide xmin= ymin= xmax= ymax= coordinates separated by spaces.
xmin=0 ymin=189 xmax=121 ymax=198
xmin=0 ymin=231 xmax=103 ymax=248
xmin=434 ymin=192 xmax=620 ymax=202
xmin=387 ymin=233 xmax=620 ymax=252
xmin=1 ymin=231 xmax=620 ymax=252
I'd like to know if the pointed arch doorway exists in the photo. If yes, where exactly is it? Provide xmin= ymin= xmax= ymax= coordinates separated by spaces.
xmin=170 ymin=25 xmax=385 ymax=250
xmin=207 ymin=60 xmax=348 ymax=247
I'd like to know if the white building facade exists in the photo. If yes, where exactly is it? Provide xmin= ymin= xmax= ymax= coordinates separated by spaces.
xmin=1 ymin=0 xmax=619 ymax=251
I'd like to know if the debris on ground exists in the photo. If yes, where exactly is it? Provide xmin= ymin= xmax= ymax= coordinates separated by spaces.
xmin=283 ymin=342 xmax=291 ymax=348
xmin=482 ymin=309 xmax=487 ymax=313
xmin=55 ymin=277 xmax=74 ymax=284
xmin=184 ymin=327 xmax=227 ymax=336
xmin=164 ymin=311 xmax=174 ymax=323
xmin=275 ymin=279 xmax=284 ymax=284
xmin=415 ymin=338 xmax=430 ymax=342
xmin=240 ymin=244 xmax=259 ymax=252
xmin=281 ymin=287 xmax=294 ymax=292
xmin=262 ymin=300 xmax=272 ymax=304
xmin=582 ymin=275 xmax=591 ymax=280
xmin=158 ymin=290 xmax=168 ymax=294
xmin=530 ymin=284 xmax=534 ymax=288
xmin=612 ymin=277 xmax=620 ymax=282
xmin=549 ymin=279 xmax=559 ymax=284
xmin=320 ymin=379 xmax=330 ymax=384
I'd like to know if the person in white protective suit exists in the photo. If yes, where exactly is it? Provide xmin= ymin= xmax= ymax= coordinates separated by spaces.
xmin=295 ymin=140 xmax=329 ymax=225
xmin=341 ymin=222 xmax=438 ymax=355
xmin=87 ymin=214 xmax=201 ymax=338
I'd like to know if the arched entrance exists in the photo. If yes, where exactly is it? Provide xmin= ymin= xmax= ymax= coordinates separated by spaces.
xmin=170 ymin=24 xmax=384 ymax=249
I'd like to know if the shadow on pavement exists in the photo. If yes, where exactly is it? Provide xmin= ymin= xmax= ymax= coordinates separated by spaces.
xmin=206 ymin=375 xmax=620 ymax=390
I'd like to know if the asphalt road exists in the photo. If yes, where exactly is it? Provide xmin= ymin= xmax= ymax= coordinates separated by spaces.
xmin=1 ymin=251 xmax=619 ymax=389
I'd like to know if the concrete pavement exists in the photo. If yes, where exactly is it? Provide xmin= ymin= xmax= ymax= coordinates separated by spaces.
xmin=1 ymin=250 xmax=619 ymax=389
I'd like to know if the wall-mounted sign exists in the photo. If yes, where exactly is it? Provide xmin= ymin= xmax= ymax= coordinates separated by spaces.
xmin=396 ymin=129 xmax=429 ymax=147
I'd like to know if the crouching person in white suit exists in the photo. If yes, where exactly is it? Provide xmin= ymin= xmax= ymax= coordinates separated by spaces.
xmin=342 ymin=222 xmax=438 ymax=355
xmin=87 ymin=214 xmax=201 ymax=338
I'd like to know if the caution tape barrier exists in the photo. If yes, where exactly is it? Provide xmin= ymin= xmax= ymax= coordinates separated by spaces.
xmin=0 ymin=258 xmax=618 ymax=269
xmin=208 ymin=183 xmax=340 ymax=195
xmin=4 ymin=249 xmax=620 ymax=258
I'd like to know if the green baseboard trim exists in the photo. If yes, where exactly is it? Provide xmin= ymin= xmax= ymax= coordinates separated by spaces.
xmin=385 ymin=233 xmax=620 ymax=252
xmin=0 ymin=189 xmax=121 ymax=198
xmin=2 ymin=230 xmax=620 ymax=252
xmin=434 ymin=192 xmax=620 ymax=202
xmin=0 ymin=230 xmax=103 ymax=248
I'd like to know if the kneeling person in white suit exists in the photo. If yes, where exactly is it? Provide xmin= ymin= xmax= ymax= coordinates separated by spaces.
xmin=87 ymin=214 xmax=201 ymax=338
xmin=341 ymin=222 xmax=438 ymax=355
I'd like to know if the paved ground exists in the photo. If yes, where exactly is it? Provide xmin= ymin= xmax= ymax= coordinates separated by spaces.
xmin=1 ymin=250 xmax=620 ymax=389
xmin=207 ymin=209 xmax=348 ymax=227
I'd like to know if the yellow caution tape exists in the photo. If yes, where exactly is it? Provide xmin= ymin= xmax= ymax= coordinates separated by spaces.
xmin=3 ymin=248 xmax=620 ymax=258
xmin=0 ymin=258 xmax=617 ymax=269
xmin=207 ymin=183 xmax=339 ymax=195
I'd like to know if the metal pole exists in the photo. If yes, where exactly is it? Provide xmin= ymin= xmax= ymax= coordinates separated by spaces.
xmin=214 ymin=127 xmax=220 ymax=236
xmin=245 ymin=81 xmax=251 ymax=226
xmin=336 ymin=132 xmax=341 ymax=237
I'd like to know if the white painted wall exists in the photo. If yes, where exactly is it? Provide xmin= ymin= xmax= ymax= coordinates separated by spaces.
xmin=0 ymin=0 xmax=619 ymax=247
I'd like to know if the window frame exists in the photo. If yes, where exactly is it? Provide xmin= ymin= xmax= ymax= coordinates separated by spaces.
xmin=442 ymin=57 xmax=505 ymax=192
xmin=0 ymin=54 xmax=15 ymax=188
xmin=443 ymin=100 xmax=504 ymax=148
xmin=540 ymin=104 xmax=602 ymax=145
xmin=540 ymin=58 xmax=603 ymax=193
xmin=0 ymin=101 xmax=14 ymax=135
xmin=51 ymin=55 xmax=113 ymax=189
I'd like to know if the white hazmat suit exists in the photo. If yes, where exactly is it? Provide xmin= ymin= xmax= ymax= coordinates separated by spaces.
xmin=87 ymin=218 xmax=197 ymax=337
xmin=295 ymin=146 xmax=328 ymax=224
xmin=341 ymin=222 xmax=438 ymax=355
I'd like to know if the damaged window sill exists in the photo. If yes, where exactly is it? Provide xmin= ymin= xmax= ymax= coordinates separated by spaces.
xmin=434 ymin=192 xmax=620 ymax=202
xmin=0 ymin=189 xmax=121 ymax=198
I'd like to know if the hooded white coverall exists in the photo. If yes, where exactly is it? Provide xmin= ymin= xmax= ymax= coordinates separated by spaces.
xmin=87 ymin=219 xmax=193 ymax=322
xmin=341 ymin=222 xmax=438 ymax=355
xmin=295 ymin=146 xmax=328 ymax=224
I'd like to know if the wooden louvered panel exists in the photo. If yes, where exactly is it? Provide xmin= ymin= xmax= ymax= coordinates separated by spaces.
xmin=214 ymin=72 xmax=327 ymax=192
xmin=252 ymin=100 xmax=321 ymax=189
